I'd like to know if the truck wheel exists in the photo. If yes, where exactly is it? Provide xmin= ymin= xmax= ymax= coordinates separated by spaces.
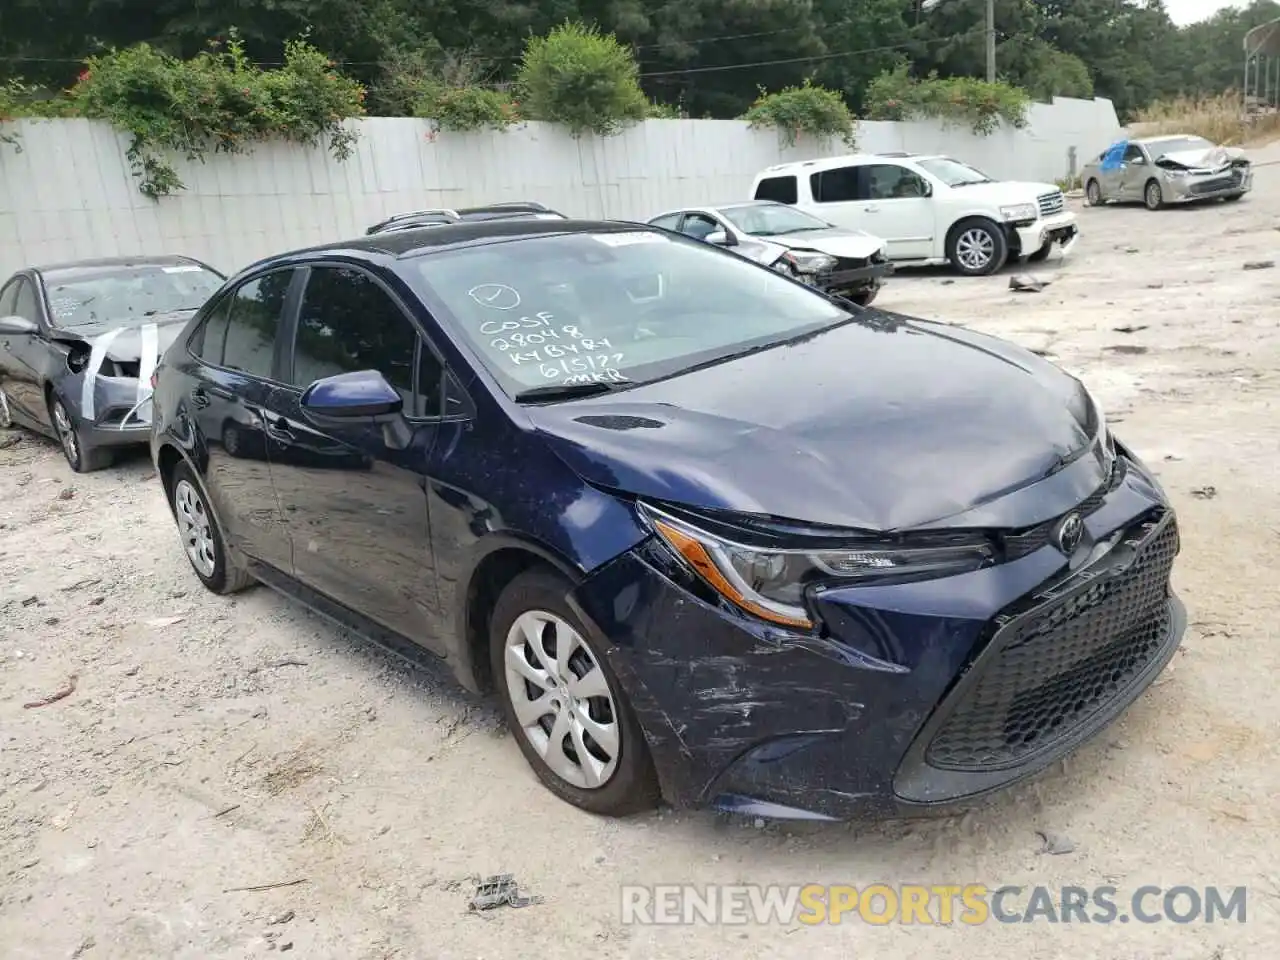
xmin=947 ymin=218 xmax=1008 ymax=276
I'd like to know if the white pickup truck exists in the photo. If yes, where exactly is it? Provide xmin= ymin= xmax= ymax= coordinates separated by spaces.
xmin=749 ymin=152 xmax=1079 ymax=276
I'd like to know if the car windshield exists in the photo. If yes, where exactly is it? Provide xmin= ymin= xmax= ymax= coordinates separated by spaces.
xmin=916 ymin=157 xmax=993 ymax=186
xmin=45 ymin=264 xmax=223 ymax=329
xmin=720 ymin=205 xmax=830 ymax=236
xmin=1150 ymin=137 xmax=1214 ymax=156
xmin=410 ymin=230 xmax=853 ymax=398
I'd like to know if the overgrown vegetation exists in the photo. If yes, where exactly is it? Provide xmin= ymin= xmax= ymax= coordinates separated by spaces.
xmin=742 ymin=80 xmax=857 ymax=148
xmin=0 ymin=79 xmax=73 ymax=151
xmin=864 ymin=65 xmax=1030 ymax=135
xmin=1132 ymin=91 xmax=1280 ymax=147
xmin=415 ymin=84 xmax=518 ymax=133
xmin=70 ymin=35 xmax=365 ymax=198
xmin=515 ymin=22 xmax=650 ymax=136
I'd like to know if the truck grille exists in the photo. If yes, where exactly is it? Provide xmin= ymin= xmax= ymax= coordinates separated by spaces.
xmin=925 ymin=513 xmax=1179 ymax=771
xmin=1037 ymin=191 xmax=1065 ymax=217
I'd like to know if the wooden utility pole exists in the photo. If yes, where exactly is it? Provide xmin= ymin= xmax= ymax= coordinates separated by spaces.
xmin=986 ymin=0 xmax=996 ymax=82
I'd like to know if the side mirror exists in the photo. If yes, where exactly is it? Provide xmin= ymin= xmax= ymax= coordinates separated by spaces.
xmin=302 ymin=369 xmax=403 ymax=419
xmin=705 ymin=230 xmax=737 ymax=247
xmin=921 ymin=180 xmax=934 ymax=197
xmin=0 ymin=315 xmax=38 ymax=336
xmin=301 ymin=369 xmax=412 ymax=449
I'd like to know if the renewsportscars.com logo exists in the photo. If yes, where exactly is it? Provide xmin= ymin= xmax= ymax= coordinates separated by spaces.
xmin=620 ymin=884 xmax=1249 ymax=926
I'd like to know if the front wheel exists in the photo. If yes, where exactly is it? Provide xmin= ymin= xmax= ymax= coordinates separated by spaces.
xmin=490 ymin=569 xmax=660 ymax=816
xmin=0 ymin=387 xmax=13 ymax=429
xmin=1144 ymin=179 xmax=1164 ymax=211
xmin=1222 ymin=193 xmax=1244 ymax=203
xmin=169 ymin=461 xmax=254 ymax=594
xmin=851 ymin=285 xmax=879 ymax=307
xmin=49 ymin=394 xmax=113 ymax=473
xmin=947 ymin=219 xmax=1009 ymax=276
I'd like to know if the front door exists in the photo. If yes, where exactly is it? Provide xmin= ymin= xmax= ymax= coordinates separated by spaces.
xmin=1118 ymin=143 xmax=1151 ymax=201
xmin=263 ymin=263 xmax=446 ymax=650
xmin=0 ymin=277 xmax=53 ymax=426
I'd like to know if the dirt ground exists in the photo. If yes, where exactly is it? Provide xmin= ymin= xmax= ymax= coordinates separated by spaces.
xmin=3 ymin=152 xmax=1280 ymax=960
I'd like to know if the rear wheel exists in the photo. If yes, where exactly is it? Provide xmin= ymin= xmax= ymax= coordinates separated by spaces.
xmin=1085 ymin=179 xmax=1103 ymax=206
xmin=490 ymin=568 xmax=660 ymax=816
xmin=49 ymin=394 xmax=113 ymax=473
xmin=947 ymin=218 xmax=1009 ymax=276
xmin=170 ymin=462 xmax=254 ymax=594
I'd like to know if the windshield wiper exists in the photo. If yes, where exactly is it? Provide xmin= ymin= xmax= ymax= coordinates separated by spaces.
xmin=513 ymin=380 xmax=630 ymax=403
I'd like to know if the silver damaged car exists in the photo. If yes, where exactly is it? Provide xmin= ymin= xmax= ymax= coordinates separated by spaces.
xmin=1082 ymin=135 xmax=1252 ymax=211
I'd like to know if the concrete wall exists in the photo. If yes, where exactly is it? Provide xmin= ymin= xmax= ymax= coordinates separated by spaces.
xmin=0 ymin=96 xmax=1121 ymax=279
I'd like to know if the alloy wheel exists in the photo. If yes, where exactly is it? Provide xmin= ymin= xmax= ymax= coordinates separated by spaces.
xmin=503 ymin=610 xmax=621 ymax=790
xmin=51 ymin=400 xmax=79 ymax=468
xmin=1086 ymin=181 xmax=1102 ymax=206
xmin=1146 ymin=182 xmax=1163 ymax=210
xmin=955 ymin=228 xmax=995 ymax=272
xmin=174 ymin=478 xmax=217 ymax=578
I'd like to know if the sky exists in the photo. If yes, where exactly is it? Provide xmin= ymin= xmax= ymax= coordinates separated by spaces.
xmin=1164 ymin=0 xmax=1248 ymax=26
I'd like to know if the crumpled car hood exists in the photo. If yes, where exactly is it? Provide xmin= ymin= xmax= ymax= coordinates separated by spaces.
xmin=525 ymin=312 xmax=1101 ymax=532
xmin=48 ymin=311 xmax=195 ymax=362
xmin=1156 ymin=146 xmax=1240 ymax=172
xmin=759 ymin=228 xmax=885 ymax=259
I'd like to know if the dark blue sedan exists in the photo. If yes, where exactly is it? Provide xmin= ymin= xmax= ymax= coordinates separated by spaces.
xmin=149 ymin=219 xmax=1185 ymax=821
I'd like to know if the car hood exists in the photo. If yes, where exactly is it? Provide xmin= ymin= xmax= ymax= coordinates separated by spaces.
xmin=752 ymin=228 xmax=884 ymax=259
xmin=48 ymin=311 xmax=195 ymax=362
xmin=947 ymin=180 xmax=1061 ymax=204
xmin=1154 ymin=146 xmax=1239 ymax=172
xmin=525 ymin=312 xmax=1102 ymax=532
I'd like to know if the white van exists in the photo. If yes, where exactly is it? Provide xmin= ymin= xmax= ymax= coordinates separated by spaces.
xmin=749 ymin=153 xmax=1079 ymax=276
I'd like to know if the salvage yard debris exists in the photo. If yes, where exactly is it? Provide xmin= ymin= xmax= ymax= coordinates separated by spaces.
xmin=469 ymin=874 xmax=545 ymax=910
xmin=23 ymin=673 xmax=78 ymax=709
xmin=1009 ymin=274 xmax=1051 ymax=292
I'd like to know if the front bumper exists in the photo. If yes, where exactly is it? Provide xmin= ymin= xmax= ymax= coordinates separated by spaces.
xmin=1014 ymin=211 xmax=1079 ymax=257
xmin=1164 ymin=165 xmax=1252 ymax=202
xmin=67 ymin=373 xmax=153 ymax=447
xmin=813 ymin=260 xmax=894 ymax=294
xmin=568 ymin=453 xmax=1183 ymax=821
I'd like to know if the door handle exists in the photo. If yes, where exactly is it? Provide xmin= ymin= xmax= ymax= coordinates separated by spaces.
xmin=264 ymin=416 xmax=294 ymax=441
xmin=864 ymin=205 xmax=880 ymax=213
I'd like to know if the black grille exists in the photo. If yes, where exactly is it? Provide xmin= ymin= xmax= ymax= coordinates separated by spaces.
xmin=1003 ymin=457 xmax=1126 ymax=561
xmin=925 ymin=515 xmax=1179 ymax=771
xmin=1189 ymin=176 xmax=1235 ymax=195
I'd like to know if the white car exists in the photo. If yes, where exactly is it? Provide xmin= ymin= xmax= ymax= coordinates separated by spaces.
xmin=646 ymin=201 xmax=892 ymax=305
xmin=749 ymin=153 xmax=1080 ymax=276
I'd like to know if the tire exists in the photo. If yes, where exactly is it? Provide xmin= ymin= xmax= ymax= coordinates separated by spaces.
xmin=1085 ymin=179 xmax=1103 ymax=206
xmin=490 ymin=568 xmax=660 ymax=816
xmin=169 ymin=461 xmax=255 ymax=594
xmin=852 ymin=285 xmax=879 ymax=307
xmin=49 ymin=394 xmax=113 ymax=473
xmin=1222 ymin=193 xmax=1244 ymax=203
xmin=1144 ymin=179 xmax=1164 ymax=211
xmin=1026 ymin=241 xmax=1053 ymax=263
xmin=0 ymin=387 xmax=13 ymax=429
xmin=947 ymin=218 xmax=1009 ymax=276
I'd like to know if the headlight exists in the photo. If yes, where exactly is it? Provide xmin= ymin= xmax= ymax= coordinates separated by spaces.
xmin=999 ymin=203 xmax=1038 ymax=222
xmin=638 ymin=503 xmax=995 ymax=630
xmin=781 ymin=250 xmax=838 ymax=274
xmin=1161 ymin=168 xmax=1188 ymax=178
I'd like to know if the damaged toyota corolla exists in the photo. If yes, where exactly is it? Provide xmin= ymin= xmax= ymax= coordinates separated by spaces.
xmin=0 ymin=256 xmax=225 ymax=471
xmin=149 ymin=220 xmax=1185 ymax=822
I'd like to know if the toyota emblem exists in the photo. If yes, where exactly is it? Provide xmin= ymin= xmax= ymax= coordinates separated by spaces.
xmin=1054 ymin=512 xmax=1085 ymax=554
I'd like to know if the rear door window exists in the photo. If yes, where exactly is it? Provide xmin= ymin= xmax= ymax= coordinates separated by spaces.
xmin=810 ymin=166 xmax=862 ymax=203
xmin=221 ymin=269 xmax=295 ymax=378
xmin=754 ymin=175 xmax=798 ymax=205
xmin=190 ymin=297 xmax=232 ymax=365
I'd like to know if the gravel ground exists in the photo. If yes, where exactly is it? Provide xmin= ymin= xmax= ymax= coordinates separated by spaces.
xmin=3 ymin=151 xmax=1280 ymax=959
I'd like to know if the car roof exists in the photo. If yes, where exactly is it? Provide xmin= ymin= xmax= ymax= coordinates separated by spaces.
xmin=755 ymin=152 xmax=940 ymax=177
xmin=31 ymin=254 xmax=206 ymax=277
xmin=241 ymin=218 xmax=658 ymax=273
xmin=1133 ymin=134 xmax=1209 ymax=144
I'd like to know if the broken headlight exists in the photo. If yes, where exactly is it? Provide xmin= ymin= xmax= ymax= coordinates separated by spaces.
xmin=638 ymin=502 xmax=994 ymax=630
xmin=779 ymin=250 xmax=837 ymax=275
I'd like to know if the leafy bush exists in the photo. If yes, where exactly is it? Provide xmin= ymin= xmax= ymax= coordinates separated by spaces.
xmin=864 ymin=65 xmax=1030 ymax=135
xmin=1133 ymin=91 xmax=1280 ymax=146
xmin=415 ymin=84 xmax=518 ymax=132
xmin=743 ymin=80 xmax=857 ymax=148
xmin=70 ymin=36 xmax=366 ymax=199
xmin=517 ymin=22 xmax=649 ymax=136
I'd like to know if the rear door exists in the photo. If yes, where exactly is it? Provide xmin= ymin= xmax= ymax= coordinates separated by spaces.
xmin=261 ymin=262 xmax=447 ymax=648
xmin=180 ymin=267 xmax=300 ymax=572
